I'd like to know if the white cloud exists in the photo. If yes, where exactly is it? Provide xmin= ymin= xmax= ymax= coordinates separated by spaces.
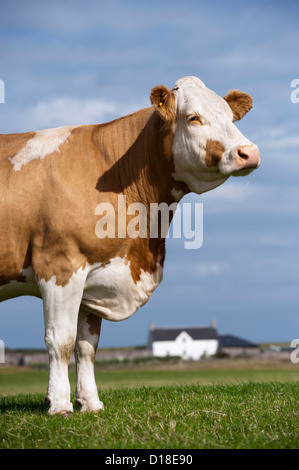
xmin=164 ymin=259 xmax=229 ymax=279
xmin=14 ymin=97 xmax=143 ymax=131
xmin=195 ymin=263 xmax=227 ymax=277
xmin=30 ymin=98 xmax=117 ymax=127
xmin=254 ymin=123 xmax=299 ymax=150
xmin=193 ymin=182 xmax=299 ymax=215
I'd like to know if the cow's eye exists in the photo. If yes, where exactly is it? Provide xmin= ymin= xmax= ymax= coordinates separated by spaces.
xmin=187 ymin=114 xmax=203 ymax=125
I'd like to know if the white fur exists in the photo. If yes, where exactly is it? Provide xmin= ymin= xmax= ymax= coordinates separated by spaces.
xmin=75 ymin=306 xmax=104 ymax=413
xmin=9 ymin=126 xmax=77 ymax=171
xmin=172 ymin=76 xmax=255 ymax=194
xmin=82 ymin=257 xmax=163 ymax=321
xmin=38 ymin=266 xmax=88 ymax=415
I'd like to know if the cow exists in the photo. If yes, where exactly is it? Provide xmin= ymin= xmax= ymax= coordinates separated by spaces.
xmin=0 ymin=76 xmax=260 ymax=415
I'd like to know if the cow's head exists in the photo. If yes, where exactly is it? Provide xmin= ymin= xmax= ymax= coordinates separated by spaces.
xmin=150 ymin=76 xmax=260 ymax=194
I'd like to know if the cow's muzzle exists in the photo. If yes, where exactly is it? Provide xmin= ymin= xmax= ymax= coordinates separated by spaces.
xmin=234 ymin=144 xmax=260 ymax=171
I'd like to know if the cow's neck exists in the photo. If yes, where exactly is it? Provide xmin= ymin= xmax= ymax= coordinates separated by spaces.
xmin=146 ymin=110 xmax=190 ymax=206
xmin=94 ymin=106 xmax=188 ymax=211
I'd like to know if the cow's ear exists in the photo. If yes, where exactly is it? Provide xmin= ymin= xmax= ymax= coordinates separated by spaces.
xmin=150 ymin=85 xmax=176 ymax=123
xmin=223 ymin=90 xmax=253 ymax=121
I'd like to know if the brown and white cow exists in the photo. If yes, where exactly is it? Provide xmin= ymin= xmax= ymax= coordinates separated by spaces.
xmin=0 ymin=76 xmax=260 ymax=415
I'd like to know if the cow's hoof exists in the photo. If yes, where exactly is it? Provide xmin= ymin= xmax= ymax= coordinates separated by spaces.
xmin=92 ymin=408 xmax=104 ymax=414
xmin=76 ymin=398 xmax=104 ymax=413
xmin=47 ymin=401 xmax=74 ymax=416
xmin=48 ymin=409 xmax=72 ymax=417
xmin=57 ymin=410 xmax=71 ymax=418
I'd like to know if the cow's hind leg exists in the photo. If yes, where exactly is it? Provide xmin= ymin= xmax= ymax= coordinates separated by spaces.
xmin=74 ymin=306 xmax=104 ymax=413
xmin=39 ymin=272 xmax=87 ymax=415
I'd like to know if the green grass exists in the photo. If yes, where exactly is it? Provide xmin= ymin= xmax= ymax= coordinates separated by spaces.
xmin=0 ymin=383 xmax=298 ymax=449
xmin=0 ymin=361 xmax=298 ymax=395
xmin=0 ymin=363 xmax=298 ymax=449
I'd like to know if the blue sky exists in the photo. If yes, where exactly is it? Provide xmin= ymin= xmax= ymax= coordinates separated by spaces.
xmin=0 ymin=0 xmax=298 ymax=348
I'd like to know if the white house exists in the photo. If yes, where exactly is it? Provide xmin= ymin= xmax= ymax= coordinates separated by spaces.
xmin=148 ymin=322 xmax=218 ymax=360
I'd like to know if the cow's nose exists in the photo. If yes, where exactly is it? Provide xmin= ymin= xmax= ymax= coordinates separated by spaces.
xmin=235 ymin=145 xmax=260 ymax=169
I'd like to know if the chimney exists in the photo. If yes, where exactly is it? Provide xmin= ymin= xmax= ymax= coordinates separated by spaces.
xmin=211 ymin=319 xmax=216 ymax=329
xmin=149 ymin=322 xmax=155 ymax=331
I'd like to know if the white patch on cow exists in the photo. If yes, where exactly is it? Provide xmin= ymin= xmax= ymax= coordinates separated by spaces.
xmin=9 ymin=125 xmax=78 ymax=171
xmin=81 ymin=257 xmax=163 ymax=322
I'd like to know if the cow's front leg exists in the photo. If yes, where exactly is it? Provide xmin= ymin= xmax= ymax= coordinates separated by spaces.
xmin=74 ymin=307 xmax=104 ymax=413
xmin=39 ymin=272 xmax=86 ymax=415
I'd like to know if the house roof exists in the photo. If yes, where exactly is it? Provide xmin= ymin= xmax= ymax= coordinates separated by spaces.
xmin=218 ymin=335 xmax=258 ymax=348
xmin=150 ymin=326 xmax=218 ymax=342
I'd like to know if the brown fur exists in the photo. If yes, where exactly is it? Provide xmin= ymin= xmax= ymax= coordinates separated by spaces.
xmin=205 ymin=139 xmax=225 ymax=167
xmin=223 ymin=90 xmax=253 ymax=122
xmin=60 ymin=339 xmax=75 ymax=363
xmin=150 ymin=86 xmax=176 ymax=124
xmin=0 ymin=106 xmax=185 ymax=290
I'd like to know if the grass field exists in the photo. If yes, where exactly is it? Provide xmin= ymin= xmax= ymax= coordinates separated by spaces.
xmin=0 ymin=361 xmax=298 ymax=449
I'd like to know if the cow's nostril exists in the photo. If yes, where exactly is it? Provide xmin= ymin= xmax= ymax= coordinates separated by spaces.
xmin=235 ymin=145 xmax=260 ymax=170
xmin=237 ymin=149 xmax=249 ymax=160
